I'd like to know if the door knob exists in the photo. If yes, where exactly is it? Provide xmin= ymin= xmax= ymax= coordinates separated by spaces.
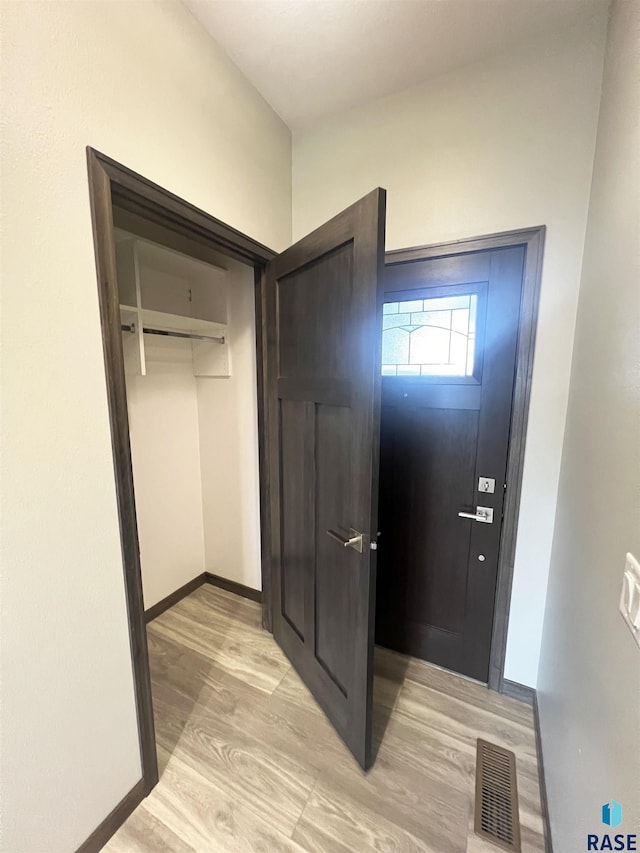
xmin=327 ymin=528 xmax=364 ymax=553
xmin=458 ymin=506 xmax=494 ymax=524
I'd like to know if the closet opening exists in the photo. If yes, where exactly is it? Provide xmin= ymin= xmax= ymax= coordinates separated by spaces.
xmin=87 ymin=148 xmax=277 ymax=799
xmin=112 ymin=215 xmax=262 ymax=619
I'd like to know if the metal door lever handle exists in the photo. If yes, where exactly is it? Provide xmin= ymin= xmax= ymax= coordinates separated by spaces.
xmin=458 ymin=506 xmax=494 ymax=523
xmin=327 ymin=528 xmax=364 ymax=553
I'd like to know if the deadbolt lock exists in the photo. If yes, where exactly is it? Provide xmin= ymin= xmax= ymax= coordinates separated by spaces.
xmin=478 ymin=477 xmax=496 ymax=494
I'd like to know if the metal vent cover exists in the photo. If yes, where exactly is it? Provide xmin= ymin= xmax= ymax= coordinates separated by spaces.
xmin=474 ymin=738 xmax=521 ymax=852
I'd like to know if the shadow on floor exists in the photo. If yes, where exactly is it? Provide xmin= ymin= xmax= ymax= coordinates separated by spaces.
xmin=146 ymin=597 xmax=248 ymax=778
xmin=371 ymin=644 xmax=409 ymax=762
xmin=146 ymin=626 xmax=213 ymax=777
xmin=148 ymin=588 xmax=412 ymax=773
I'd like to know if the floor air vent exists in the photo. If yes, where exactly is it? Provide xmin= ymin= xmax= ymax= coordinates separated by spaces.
xmin=474 ymin=738 xmax=521 ymax=852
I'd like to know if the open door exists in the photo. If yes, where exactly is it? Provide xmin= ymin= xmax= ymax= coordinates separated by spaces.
xmin=265 ymin=188 xmax=386 ymax=769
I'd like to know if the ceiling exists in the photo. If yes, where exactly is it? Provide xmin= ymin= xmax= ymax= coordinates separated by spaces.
xmin=183 ymin=0 xmax=606 ymax=130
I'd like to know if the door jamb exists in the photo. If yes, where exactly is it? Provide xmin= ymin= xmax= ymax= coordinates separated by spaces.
xmin=86 ymin=148 xmax=276 ymax=803
xmin=385 ymin=226 xmax=546 ymax=694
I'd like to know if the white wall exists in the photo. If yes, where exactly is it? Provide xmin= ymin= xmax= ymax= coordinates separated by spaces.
xmin=126 ymin=337 xmax=206 ymax=611
xmin=128 ymin=258 xmax=262 ymax=605
xmin=292 ymin=11 xmax=608 ymax=686
xmin=198 ymin=262 xmax=263 ymax=590
xmin=537 ymin=2 xmax=640 ymax=848
xmin=0 ymin=2 xmax=291 ymax=851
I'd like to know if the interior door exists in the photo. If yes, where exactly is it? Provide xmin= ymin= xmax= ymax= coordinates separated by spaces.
xmin=375 ymin=247 xmax=524 ymax=682
xmin=265 ymin=188 xmax=386 ymax=770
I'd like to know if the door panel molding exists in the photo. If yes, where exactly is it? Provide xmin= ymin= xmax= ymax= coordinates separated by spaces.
xmin=266 ymin=188 xmax=386 ymax=769
xmin=386 ymin=226 xmax=546 ymax=693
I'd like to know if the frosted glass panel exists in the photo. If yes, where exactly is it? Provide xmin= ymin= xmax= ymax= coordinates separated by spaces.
xmin=451 ymin=308 xmax=470 ymax=333
xmin=410 ymin=325 xmax=450 ymax=364
xmin=381 ymin=293 xmax=477 ymax=377
xmin=383 ymin=313 xmax=412 ymax=330
xmin=381 ymin=326 xmax=410 ymax=365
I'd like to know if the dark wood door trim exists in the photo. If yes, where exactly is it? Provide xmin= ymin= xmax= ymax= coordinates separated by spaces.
xmin=94 ymin=150 xmax=275 ymax=266
xmin=85 ymin=147 xmax=277 ymax=843
xmin=144 ymin=573 xmax=208 ymax=623
xmin=204 ymin=572 xmax=263 ymax=603
xmin=75 ymin=778 xmax=146 ymax=853
xmin=86 ymin=149 xmax=158 ymax=796
xmin=386 ymin=226 xmax=546 ymax=694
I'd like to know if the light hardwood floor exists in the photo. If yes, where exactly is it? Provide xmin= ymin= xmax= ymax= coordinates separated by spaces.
xmin=105 ymin=585 xmax=546 ymax=852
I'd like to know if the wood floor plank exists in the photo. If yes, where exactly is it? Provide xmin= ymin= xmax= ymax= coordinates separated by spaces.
xmin=150 ymin=605 xmax=289 ymax=694
xmin=196 ymin=583 xmax=263 ymax=629
xmin=182 ymin=584 xmax=263 ymax=632
xmin=157 ymin=592 xmax=270 ymax=656
xmin=392 ymin=678 xmax=538 ymax=761
xmin=273 ymin=667 xmax=469 ymax=848
xmin=275 ymin=662 xmax=402 ymax=712
xmin=318 ymin=739 xmax=469 ymax=850
xmin=149 ymin=630 xmax=352 ymax=770
xmin=147 ymin=633 xmax=339 ymax=777
xmin=144 ymin=746 xmax=308 ymax=853
xmin=154 ymin=639 xmax=468 ymax=850
xmin=147 ymin=627 xmax=272 ymax=708
xmin=375 ymin=645 xmax=534 ymax=728
xmin=374 ymin=711 xmax=477 ymax=792
xmin=516 ymin=768 xmax=547 ymax=839
xmin=110 ymin=585 xmax=546 ymax=853
xmin=293 ymin=783 xmax=440 ymax=853
xmin=103 ymin=801 xmax=195 ymax=853
xmin=151 ymin=681 xmax=316 ymax=837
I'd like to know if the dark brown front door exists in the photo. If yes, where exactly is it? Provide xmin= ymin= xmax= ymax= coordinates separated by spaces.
xmin=265 ymin=189 xmax=386 ymax=769
xmin=375 ymin=247 xmax=524 ymax=682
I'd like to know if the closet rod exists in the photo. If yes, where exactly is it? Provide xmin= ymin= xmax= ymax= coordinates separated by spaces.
xmin=120 ymin=322 xmax=225 ymax=345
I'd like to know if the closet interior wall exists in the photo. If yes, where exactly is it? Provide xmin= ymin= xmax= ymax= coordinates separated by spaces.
xmin=116 ymin=231 xmax=262 ymax=609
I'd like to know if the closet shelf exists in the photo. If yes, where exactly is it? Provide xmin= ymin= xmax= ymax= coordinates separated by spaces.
xmin=116 ymin=233 xmax=230 ymax=378
xmin=140 ymin=308 xmax=225 ymax=337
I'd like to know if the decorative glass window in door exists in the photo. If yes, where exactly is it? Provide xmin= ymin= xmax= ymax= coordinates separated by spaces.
xmin=381 ymin=293 xmax=477 ymax=376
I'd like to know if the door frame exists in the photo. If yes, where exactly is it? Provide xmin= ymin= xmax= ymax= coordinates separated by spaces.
xmin=385 ymin=226 xmax=545 ymax=694
xmin=86 ymin=147 xmax=277 ymax=802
